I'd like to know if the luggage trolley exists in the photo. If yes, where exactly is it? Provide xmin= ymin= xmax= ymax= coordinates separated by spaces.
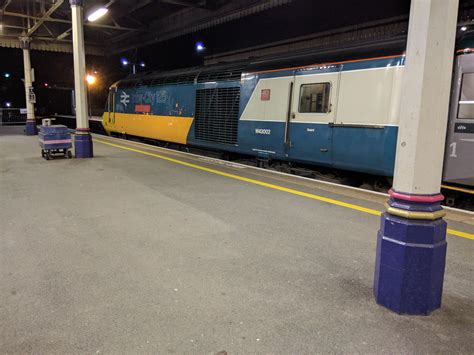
xmin=39 ymin=119 xmax=73 ymax=160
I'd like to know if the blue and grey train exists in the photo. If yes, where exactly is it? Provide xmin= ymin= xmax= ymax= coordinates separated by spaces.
xmin=102 ymin=52 xmax=474 ymax=206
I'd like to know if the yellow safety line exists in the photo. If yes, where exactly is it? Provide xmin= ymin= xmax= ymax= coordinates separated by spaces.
xmin=94 ymin=138 xmax=474 ymax=241
xmin=441 ymin=184 xmax=474 ymax=195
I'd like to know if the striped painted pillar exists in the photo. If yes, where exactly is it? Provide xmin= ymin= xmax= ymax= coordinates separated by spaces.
xmin=20 ymin=37 xmax=37 ymax=136
xmin=70 ymin=0 xmax=93 ymax=158
xmin=374 ymin=0 xmax=459 ymax=315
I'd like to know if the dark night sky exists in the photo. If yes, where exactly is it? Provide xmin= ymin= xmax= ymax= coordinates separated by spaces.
xmin=1 ymin=0 xmax=412 ymax=112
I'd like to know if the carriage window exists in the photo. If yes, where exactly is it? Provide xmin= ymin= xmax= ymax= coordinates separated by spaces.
xmin=458 ymin=73 xmax=474 ymax=119
xmin=299 ymin=83 xmax=330 ymax=113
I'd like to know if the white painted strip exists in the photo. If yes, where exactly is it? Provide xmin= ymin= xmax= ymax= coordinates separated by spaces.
xmin=460 ymin=138 xmax=474 ymax=142
xmin=459 ymin=101 xmax=474 ymax=104
xmin=339 ymin=66 xmax=403 ymax=74
xmin=239 ymin=119 xmax=286 ymax=123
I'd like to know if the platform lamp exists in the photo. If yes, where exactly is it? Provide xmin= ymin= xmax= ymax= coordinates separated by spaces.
xmin=86 ymin=73 xmax=96 ymax=118
xmin=121 ymin=58 xmax=146 ymax=75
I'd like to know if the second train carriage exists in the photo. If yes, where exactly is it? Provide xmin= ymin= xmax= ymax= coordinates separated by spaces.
xmin=102 ymin=52 xmax=474 ymax=193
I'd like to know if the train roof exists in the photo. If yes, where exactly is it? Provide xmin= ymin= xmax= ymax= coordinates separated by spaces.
xmin=116 ymin=44 xmax=406 ymax=89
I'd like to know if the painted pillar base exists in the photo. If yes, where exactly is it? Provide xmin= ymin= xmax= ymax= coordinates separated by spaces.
xmin=25 ymin=120 xmax=37 ymax=135
xmin=373 ymin=190 xmax=447 ymax=315
xmin=74 ymin=129 xmax=93 ymax=158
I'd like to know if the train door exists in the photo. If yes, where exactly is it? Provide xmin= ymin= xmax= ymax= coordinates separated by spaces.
xmin=286 ymin=68 xmax=340 ymax=165
xmin=443 ymin=54 xmax=474 ymax=186
xmin=107 ymin=87 xmax=116 ymax=126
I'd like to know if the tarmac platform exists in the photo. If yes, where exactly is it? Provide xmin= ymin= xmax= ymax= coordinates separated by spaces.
xmin=1 ymin=125 xmax=473 ymax=354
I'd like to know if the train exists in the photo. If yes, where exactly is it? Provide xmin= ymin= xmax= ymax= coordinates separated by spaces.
xmin=101 ymin=52 xmax=474 ymax=208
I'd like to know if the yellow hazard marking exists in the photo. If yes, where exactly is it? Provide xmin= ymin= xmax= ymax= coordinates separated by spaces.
xmin=94 ymin=138 xmax=474 ymax=241
xmin=441 ymin=184 xmax=474 ymax=195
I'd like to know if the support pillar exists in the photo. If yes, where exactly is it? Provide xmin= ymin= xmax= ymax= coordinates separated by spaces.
xmin=70 ymin=0 xmax=93 ymax=158
xmin=20 ymin=37 xmax=37 ymax=135
xmin=374 ymin=0 xmax=459 ymax=315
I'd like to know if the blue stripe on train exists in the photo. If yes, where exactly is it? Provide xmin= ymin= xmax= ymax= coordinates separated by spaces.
xmin=236 ymin=121 xmax=398 ymax=176
xmin=331 ymin=125 xmax=398 ymax=176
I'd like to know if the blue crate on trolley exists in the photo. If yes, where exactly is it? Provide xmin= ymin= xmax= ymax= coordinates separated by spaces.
xmin=39 ymin=124 xmax=73 ymax=160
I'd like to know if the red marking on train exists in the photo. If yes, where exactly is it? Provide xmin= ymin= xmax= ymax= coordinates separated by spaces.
xmin=135 ymin=104 xmax=151 ymax=113
xmin=261 ymin=89 xmax=271 ymax=101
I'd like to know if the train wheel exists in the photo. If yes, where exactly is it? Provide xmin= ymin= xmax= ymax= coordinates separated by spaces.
xmin=67 ymin=150 xmax=72 ymax=159
xmin=445 ymin=196 xmax=456 ymax=207
xmin=373 ymin=178 xmax=389 ymax=192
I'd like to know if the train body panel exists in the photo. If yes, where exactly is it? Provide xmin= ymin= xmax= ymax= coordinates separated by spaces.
xmin=102 ymin=53 xmax=473 ymax=188
xmin=103 ymin=112 xmax=193 ymax=145
xmin=443 ymin=53 xmax=474 ymax=187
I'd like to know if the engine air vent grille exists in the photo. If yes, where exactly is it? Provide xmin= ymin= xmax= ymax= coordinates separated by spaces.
xmin=196 ymin=69 xmax=243 ymax=83
xmin=194 ymin=87 xmax=241 ymax=145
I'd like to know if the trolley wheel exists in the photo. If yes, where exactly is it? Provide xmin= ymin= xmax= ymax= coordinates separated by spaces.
xmin=41 ymin=149 xmax=45 ymax=158
xmin=45 ymin=151 xmax=51 ymax=160
xmin=67 ymin=150 xmax=72 ymax=159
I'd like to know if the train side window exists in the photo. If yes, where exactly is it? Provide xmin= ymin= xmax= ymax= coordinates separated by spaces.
xmin=299 ymin=83 xmax=331 ymax=113
xmin=458 ymin=73 xmax=474 ymax=119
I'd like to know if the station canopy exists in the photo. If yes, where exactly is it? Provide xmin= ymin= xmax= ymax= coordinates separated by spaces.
xmin=0 ymin=0 xmax=292 ymax=55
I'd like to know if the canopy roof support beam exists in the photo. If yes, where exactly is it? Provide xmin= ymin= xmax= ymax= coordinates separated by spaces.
xmin=27 ymin=0 xmax=64 ymax=36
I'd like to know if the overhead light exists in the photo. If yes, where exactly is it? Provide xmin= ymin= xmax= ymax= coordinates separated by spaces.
xmin=121 ymin=58 xmax=129 ymax=66
xmin=4 ymin=73 xmax=10 ymax=78
xmin=139 ymin=61 xmax=146 ymax=68
xmin=196 ymin=42 xmax=205 ymax=52
xmin=86 ymin=74 xmax=96 ymax=85
xmin=461 ymin=26 xmax=468 ymax=31
xmin=5 ymin=102 xmax=11 ymax=108
xmin=87 ymin=7 xmax=108 ymax=22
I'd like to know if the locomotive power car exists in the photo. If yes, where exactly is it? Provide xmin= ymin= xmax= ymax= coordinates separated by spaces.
xmin=102 ymin=52 xmax=474 ymax=208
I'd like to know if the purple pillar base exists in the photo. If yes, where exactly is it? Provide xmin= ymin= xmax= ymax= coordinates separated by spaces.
xmin=25 ymin=120 xmax=37 ymax=135
xmin=374 ymin=192 xmax=447 ymax=315
xmin=74 ymin=131 xmax=93 ymax=158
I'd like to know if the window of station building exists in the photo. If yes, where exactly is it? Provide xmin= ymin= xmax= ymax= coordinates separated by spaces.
xmin=299 ymin=83 xmax=331 ymax=113
xmin=458 ymin=72 xmax=474 ymax=119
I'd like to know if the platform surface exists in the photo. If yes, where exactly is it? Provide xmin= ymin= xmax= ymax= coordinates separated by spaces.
xmin=1 ymin=126 xmax=473 ymax=354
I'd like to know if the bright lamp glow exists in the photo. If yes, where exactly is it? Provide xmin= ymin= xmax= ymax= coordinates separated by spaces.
xmin=121 ymin=58 xmax=129 ymax=66
xmin=139 ymin=61 xmax=146 ymax=68
xmin=87 ymin=7 xmax=108 ymax=22
xmin=196 ymin=42 xmax=205 ymax=52
xmin=461 ymin=26 xmax=468 ymax=31
xmin=5 ymin=102 xmax=11 ymax=107
xmin=4 ymin=73 xmax=10 ymax=78
xmin=86 ymin=74 xmax=96 ymax=85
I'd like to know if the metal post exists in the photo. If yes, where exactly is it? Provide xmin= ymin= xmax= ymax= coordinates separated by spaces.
xmin=20 ymin=37 xmax=37 ymax=135
xmin=70 ymin=0 xmax=93 ymax=158
xmin=374 ymin=0 xmax=459 ymax=315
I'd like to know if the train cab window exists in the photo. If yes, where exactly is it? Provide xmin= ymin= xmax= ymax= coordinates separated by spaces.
xmin=458 ymin=73 xmax=474 ymax=119
xmin=105 ymin=92 xmax=110 ymax=112
xmin=299 ymin=83 xmax=330 ymax=113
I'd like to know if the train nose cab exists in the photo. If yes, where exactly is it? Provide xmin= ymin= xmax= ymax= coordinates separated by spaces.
xmin=102 ymin=86 xmax=117 ymax=133
xmin=443 ymin=52 xmax=474 ymax=187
